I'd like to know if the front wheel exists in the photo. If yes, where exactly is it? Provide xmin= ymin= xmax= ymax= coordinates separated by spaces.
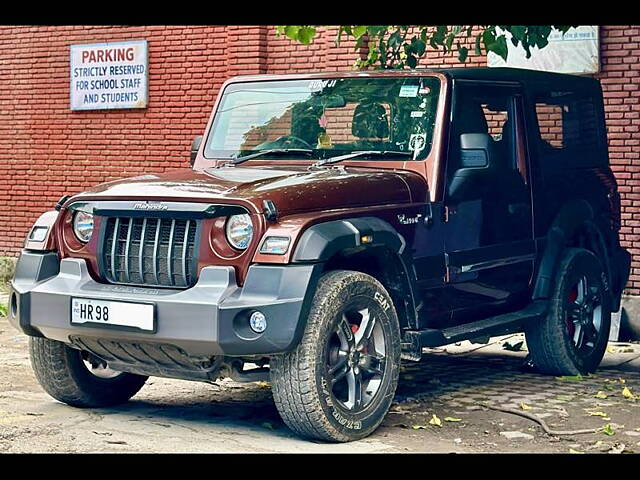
xmin=30 ymin=337 xmax=148 ymax=408
xmin=270 ymin=270 xmax=401 ymax=442
xmin=525 ymin=248 xmax=612 ymax=376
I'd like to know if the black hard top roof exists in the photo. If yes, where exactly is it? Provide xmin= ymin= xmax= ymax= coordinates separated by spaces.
xmin=439 ymin=67 xmax=599 ymax=89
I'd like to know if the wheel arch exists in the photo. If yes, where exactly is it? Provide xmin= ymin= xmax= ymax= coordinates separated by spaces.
xmin=533 ymin=199 xmax=614 ymax=306
xmin=291 ymin=217 xmax=419 ymax=330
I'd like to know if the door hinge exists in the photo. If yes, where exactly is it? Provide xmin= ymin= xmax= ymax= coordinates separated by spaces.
xmin=424 ymin=202 xmax=434 ymax=226
xmin=444 ymin=252 xmax=451 ymax=283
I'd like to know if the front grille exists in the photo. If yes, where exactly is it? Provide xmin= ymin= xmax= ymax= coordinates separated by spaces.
xmin=102 ymin=217 xmax=199 ymax=288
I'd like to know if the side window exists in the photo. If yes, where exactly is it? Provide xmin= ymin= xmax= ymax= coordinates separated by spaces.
xmin=448 ymin=86 xmax=519 ymax=177
xmin=534 ymin=90 xmax=604 ymax=167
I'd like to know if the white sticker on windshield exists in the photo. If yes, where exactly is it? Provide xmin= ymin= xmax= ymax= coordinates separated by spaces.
xmin=419 ymin=87 xmax=431 ymax=95
xmin=309 ymin=80 xmax=324 ymax=92
xmin=399 ymin=85 xmax=419 ymax=98
xmin=410 ymin=111 xmax=424 ymax=118
xmin=409 ymin=133 xmax=427 ymax=160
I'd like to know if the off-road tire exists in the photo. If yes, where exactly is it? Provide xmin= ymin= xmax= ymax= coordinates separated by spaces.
xmin=525 ymin=248 xmax=612 ymax=376
xmin=270 ymin=270 xmax=401 ymax=442
xmin=30 ymin=337 xmax=148 ymax=407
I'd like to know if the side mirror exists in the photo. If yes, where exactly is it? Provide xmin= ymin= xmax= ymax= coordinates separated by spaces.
xmin=190 ymin=135 xmax=203 ymax=167
xmin=447 ymin=133 xmax=493 ymax=202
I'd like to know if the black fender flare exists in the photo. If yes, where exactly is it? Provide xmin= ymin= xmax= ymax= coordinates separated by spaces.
xmin=292 ymin=217 xmax=419 ymax=328
xmin=533 ymin=199 xmax=613 ymax=302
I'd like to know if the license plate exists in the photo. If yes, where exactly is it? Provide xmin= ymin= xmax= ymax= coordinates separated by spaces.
xmin=71 ymin=298 xmax=155 ymax=332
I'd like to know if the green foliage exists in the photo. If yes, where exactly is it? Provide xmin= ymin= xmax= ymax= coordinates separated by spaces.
xmin=0 ymin=302 xmax=7 ymax=318
xmin=0 ymin=256 xmax=16 ymax=290
xmin=274 ymin=25 xmax=577 ymax=70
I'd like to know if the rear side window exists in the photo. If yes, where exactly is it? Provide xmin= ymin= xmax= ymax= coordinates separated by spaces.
xmin=534 ymin=90 xmax=606 ymax=168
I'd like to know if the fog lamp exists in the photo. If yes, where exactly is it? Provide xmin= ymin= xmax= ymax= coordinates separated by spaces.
xmin=249 ymin=311 xmax=267 ymax=333
xmin=259 ymin=236 xmax=291 ymax=255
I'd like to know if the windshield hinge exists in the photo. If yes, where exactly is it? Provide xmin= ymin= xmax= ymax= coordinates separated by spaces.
xmin=263 ymin=200 xmax=278 ymax=223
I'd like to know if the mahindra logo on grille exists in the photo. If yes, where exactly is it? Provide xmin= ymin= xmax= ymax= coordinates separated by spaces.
xmin=133 ymin=202 xmax=168 ymax=211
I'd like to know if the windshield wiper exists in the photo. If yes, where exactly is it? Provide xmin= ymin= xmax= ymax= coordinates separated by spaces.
xmin=312 ymin=150 xmax=412 ymax=168
xmin=225 ymin=148 xmax=314 ymax=167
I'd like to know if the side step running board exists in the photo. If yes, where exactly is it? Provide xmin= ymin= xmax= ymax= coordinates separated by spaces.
xmin=401 ymin=301 xmax=547 ymax=361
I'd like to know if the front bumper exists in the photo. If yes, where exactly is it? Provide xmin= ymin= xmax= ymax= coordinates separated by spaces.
xmin=8 ymin=251 xmax=320 ymax=358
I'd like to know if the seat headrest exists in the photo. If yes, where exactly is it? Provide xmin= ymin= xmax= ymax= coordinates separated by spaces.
xmin=352 ymin=102 xmax=389 ymax=139
xmin=456 ymin=103 xmax=489 ymax=134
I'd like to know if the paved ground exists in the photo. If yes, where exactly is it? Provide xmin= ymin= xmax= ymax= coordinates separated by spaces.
xmin=1 ymin=291 xmax=640 ymax=453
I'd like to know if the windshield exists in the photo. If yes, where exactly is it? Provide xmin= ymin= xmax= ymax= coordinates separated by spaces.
xmin=204 ymin=76 xmax=441 ymax=162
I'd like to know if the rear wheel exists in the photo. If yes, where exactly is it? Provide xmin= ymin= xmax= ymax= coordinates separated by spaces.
xmin=525 ymin=248 xmax=611 ymax=375
xmin=30 ymin=337 xmax=148 ymax=407
xmin=270 ymin=270 xmax=401 ymax=442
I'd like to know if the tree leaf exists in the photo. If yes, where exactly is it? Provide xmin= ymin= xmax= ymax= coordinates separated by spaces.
xmin=412 ymin=424 xmax=428 ymax=430
xmin=587 ymin=411 xmax=610 ymax=418
xmin=622 ymin=387 xmax=635 ymax=399
xmin=458 ymin=46 xmax=468 ymax=63
xmin=445 ymin=33 xmax=455 ymax=52
xmin=283 ymin=26 xmax=300 ymax=42
xmin=444 ymin=417 xmax=462 ymax=422
xmin=520 ymin=403 xmax=533 ymax=411
xmin=595 ymin=391 xmax=609 ymax=399
xmin=297 ymin=26 xmax=317 ymax=45
xmin=569 ymin=448 xmax=584 ymax=454
xmin=602 ymin=424 xmax=615 ymax=436
xmin=352 ymin=25 xmax=368 ymax=39
xmin=492 ymin=35 xmax=509 ymax=62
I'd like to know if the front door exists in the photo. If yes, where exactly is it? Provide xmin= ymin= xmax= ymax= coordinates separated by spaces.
xmin=443 ymin=81 xmax=535 ymax=323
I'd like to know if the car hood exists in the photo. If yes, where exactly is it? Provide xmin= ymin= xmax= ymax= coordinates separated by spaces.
xmin=69 ymin=164 xmax=423 ymax=215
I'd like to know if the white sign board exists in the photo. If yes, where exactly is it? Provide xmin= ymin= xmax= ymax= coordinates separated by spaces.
xmin=487 ymin=26 xmax=599 ymax=75
xmin=70 ymin=40 xmax=148 ymax=111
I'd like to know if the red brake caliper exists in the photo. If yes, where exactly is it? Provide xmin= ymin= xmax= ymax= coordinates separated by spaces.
xmin=566 ymin=286 xmax=578 ymax=337
xmin=351 ymin=324 xmax=368 ymax=354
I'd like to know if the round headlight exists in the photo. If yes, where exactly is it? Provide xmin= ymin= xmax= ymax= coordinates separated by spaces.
xmin=73 ymin=211 xmax=94 ymax=243
xmin=225 ymin=214 xmax=253 ymax=250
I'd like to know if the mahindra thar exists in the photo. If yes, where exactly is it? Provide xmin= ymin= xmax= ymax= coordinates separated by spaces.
xmin=8 ymin=68 xmax=631 ymax=442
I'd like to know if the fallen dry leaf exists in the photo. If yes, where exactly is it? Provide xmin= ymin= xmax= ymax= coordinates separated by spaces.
xmin=429 ymin=414 xmax=442 ymax=427
xmin=520 ymin=403 xmax=533 ymax=411
xmin=444 ymin=417 xmax=462 ymax=422
xmin=587 ymin=411 xmax=610 ymax=418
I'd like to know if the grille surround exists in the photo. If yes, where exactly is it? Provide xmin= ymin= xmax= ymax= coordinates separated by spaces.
xmin=99 ymin=216 xmax=200 ymax=289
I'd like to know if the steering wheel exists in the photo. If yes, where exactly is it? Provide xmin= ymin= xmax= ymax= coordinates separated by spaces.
xmin=274 ymin=135 xmax=314 ymax=149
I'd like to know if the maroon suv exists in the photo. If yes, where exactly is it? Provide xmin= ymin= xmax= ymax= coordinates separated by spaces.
xmin=8 ymin=68 xmax=631 ymax=442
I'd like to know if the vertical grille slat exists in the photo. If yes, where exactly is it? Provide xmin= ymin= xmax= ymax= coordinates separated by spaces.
xmin=153 ymin=218 xmax=161 ymax=285
xmin=123 ymin=217 xmax=133 ymax=283
xmin=138 ymin=218 xmax=147 ymax=284
xmin=103 ymin=216 xmax=198 ymax=289
xmin=181 ymin=220 xmax=191 ymax=288
xmin=167 ymin=219 xmax=176 ymax=287
xmin=109 ymin=217 xmax=120 ymax=283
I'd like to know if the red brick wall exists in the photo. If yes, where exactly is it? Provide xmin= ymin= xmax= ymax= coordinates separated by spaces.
xmin=1 ymin=25 xmax=639 ymax=293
